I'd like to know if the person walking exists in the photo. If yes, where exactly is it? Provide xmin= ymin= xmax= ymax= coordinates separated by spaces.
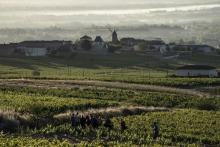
xmin=152 ymin=122 xmax=159 ymax=140
xmin=104 ymin=117 xmax=114 ymax=130
xmin=71 ymin=113 xmax=80 ymax=127
xmin=120 ymin=119 xmax=127 ymax=132
xmin=80 ymin=115 xmax=86 ymax=129
xmin=91 ymin=115 xmax=99 ymax=129
xmin=85 ymin=115 xmax=91 ymax=127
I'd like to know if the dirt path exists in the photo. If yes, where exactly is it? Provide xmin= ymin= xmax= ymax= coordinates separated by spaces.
xmin=54 ymin=106 xmax=169 ymax=121
xmin=0 ymin=79 xmax=208 ymax=97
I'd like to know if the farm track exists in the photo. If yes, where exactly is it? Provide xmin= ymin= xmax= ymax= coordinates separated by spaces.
xmin=54 ymin=106 xmax=169 ymax=121
xmin=0 ymin=79 xmax=209 ymax=97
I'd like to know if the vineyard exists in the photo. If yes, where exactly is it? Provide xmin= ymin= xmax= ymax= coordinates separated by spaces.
xmin=1 ymin=55 xmax=220 ymax=88
xmin=0 ymin=56 xmax=220 ymax=146
xmin=0 ymin=81 xmax=219 ymax=146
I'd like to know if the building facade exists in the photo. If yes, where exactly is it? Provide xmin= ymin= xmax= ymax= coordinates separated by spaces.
xmin=176 ymin=65 xmax=218 ymax=77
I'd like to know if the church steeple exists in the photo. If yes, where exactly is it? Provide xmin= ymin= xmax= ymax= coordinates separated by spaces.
xmin=112 ymin=30 xmax=119 ymax=43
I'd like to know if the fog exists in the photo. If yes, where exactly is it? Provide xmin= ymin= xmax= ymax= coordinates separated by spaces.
xmin=0 ymin=0 xmax=220 ymax=45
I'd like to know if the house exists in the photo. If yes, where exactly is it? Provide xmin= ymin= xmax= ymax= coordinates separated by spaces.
xmin=17 ymin=40 xmax=72 ymax=57
xmin=80 ymin=35 xmax=92 ymax=41
xmin=17 ymin=46 xmax=47 ymax=57
xmin=120 ymin=38 xmax=136 ymax=47
xmin=120 ymin=38 xmax=167 ymax=53
xmin=145 ymin=40 xmax=166 ymax=51
xmin=120 ymin=38 xmax=143 ymax=46
xmin=192 ymin=45 xmax=216 ymax=53
xmin=79 ymin=35 xmax=93 ymax=51
xmin=176 ymin=65 xmax=218 ymax=77
xmin=92 ymin=36 xmax=108 ymax=54
xmin=169 ymin=44 xmax=216 ymax=53
xmin=48 ymin=43 xmax=75 ymax=57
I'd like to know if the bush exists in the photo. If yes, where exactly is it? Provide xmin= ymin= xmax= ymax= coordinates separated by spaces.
xmin=197 ymin=100 xmax=218 ymax=111
xmin=108 ymin=44 xmax=122 ymax=53
xmin=32 ymin=70 xmax=40 ymax=76
xmin=0 ymin=113 xmax=20 ymax=132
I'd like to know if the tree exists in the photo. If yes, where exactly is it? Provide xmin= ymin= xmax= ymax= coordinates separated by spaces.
xmin=135 ymin=42 xmax=148 ymax=51
xmin=108 ymin=43 xmax=121 ymax=53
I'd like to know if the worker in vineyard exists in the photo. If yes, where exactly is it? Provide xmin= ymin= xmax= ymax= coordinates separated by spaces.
xmin=71 ymin=113 xmax=80 ymax=127
xmin=98 ymin=116 xmax=103 ymax=126
xmin=80 ymin=115 xmax=86 ymax=129
xmin=85 ymin=115 xmax=91 ymax=127
xmin=152 ymin=122 xmax=159 ymax=140
xmin=71 ymin=113 xmax=76 ymax=127
xmin=104 ymin=117 xmax=114 ymax=130
xmin=120 ymin=119 xmax=127 ymax=132
xmin=91 ymin=115 xmax=99 ymax=128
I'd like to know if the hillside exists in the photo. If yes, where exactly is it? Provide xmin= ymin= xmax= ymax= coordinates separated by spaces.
xmin=0 ymin=52 xmax=220 ymax=79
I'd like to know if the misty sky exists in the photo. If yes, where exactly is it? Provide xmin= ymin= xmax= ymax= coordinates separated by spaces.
xmin=0 ymin=0 xmax=220 ymax=45
xmin=0 ymin=0 xmax=220 ymax=29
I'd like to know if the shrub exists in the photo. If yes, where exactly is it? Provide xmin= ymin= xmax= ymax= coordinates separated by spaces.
xmin=32 ymin=70 xmax=40 ymax=76
xmin=197 ymin=100 xmax=218 ymax=111
xmin=0 ymin=113 xmax=20 ymax=132
xmin=108 ymin=44 xmax=121 ymax=53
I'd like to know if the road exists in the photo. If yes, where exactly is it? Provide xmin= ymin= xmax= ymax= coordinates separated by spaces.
xmin=0 ymin=79 xmax=208 ymax=97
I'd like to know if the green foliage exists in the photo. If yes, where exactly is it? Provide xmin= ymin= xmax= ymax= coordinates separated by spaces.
xmin=32 ymin=70 xmax=40 ymax=76
xmin=33 ymin=109 xmax=220 ymax=146
xmin=0 ymin=133 xmax=72 ymax=147
xmin=3 ymin=110 xmax=220 ymax=147
xmin=108 ymin=44 xmax=122 ymax=53
xmin=0 ymin=90 xmax=118 ymax=118
xmin=136 ymin=42 xmax=148 ymax=51
xmin=0 ymin=115 xmax=20 ymax=133
xmin=197 ymin=99 xmax=218 ymax=111
xmin=1 ymin=86 xmax=219 ymax=111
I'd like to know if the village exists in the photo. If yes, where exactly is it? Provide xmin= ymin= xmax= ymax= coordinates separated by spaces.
xmin=0 ymin=30 xmax=219 ymax=78
xmin=0 ymin=30 xmax=218 ymax=57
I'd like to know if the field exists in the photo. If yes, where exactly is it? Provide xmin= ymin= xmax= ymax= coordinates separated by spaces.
xmin=0 ymin=54 xmax=220 ymax=146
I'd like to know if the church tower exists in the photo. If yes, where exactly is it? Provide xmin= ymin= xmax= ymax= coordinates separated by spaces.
xmin=112 ymin=30 xmax=119 ymax=44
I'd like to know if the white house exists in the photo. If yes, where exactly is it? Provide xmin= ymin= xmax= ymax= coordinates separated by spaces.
xmin=19 ymin=47 xmax=47 ymax=57
xmin=145 ymin=40 xmax=166 ymax=51
xmin=16 ymin=40 xmax=73 ymax=57
xmin=176 ymin=65 xmax=218 ymax=77
xmin=169 ymin=44 xmax=216 ymax=53
xmin=193 ymin=45 xmax=215 ymax=53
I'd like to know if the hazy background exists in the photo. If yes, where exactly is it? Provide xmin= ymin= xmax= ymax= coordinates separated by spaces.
xmin=0 ymin=0 xmax=220 ymax=46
